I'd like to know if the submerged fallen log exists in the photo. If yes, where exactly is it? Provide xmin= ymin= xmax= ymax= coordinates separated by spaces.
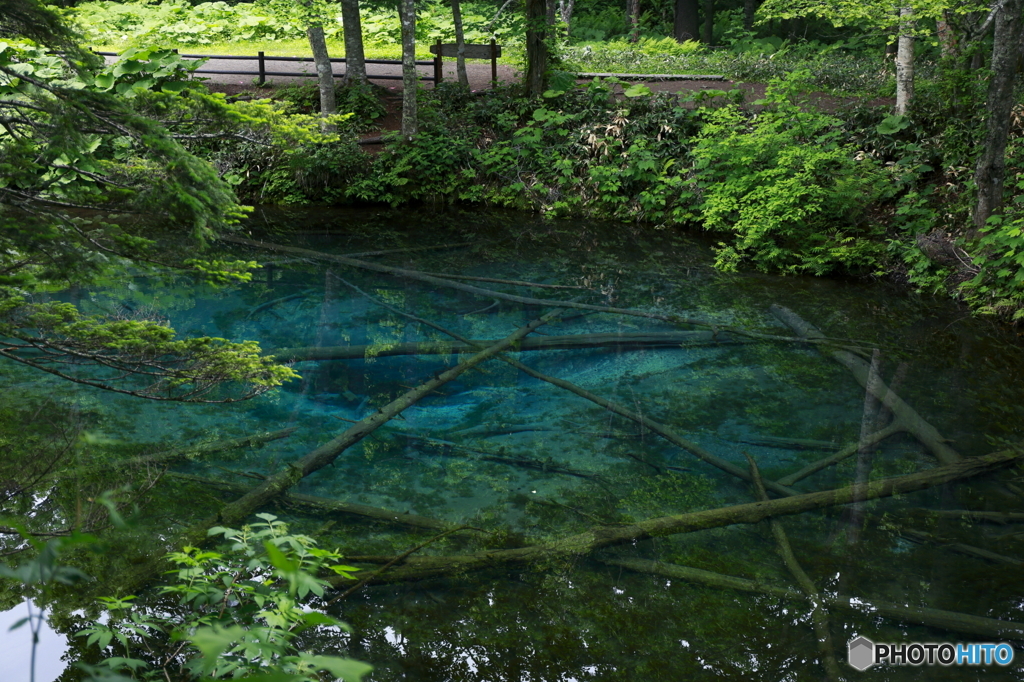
xmin=602 ymin=558 xmax=1024 ymax=640
xmin=328 ymin=276 xmax=792 ymax=493
xmin=777 ymin=422 xmax=903 ymax=486
xmin=897 ymin=527 xmax=1024 ymax=566
xmin=270 ymin=331 xmax=743 ymax=362
xmin=121 ymin=309 xmax=563 ymax=593
xmin=770 ymin=305 xmax=961 ymax=466
xmin=59 ymin=427 xmax=298 ymax=479
xmin=325 ymin=448 xmax=1021 ymax=588
xmin=747 ymin=455 xmax=841 ymax=681
xmin=907 ymin=508 xmax=1024 ymax=524
xmin=166 ymin=472 xmax=451 ymax=531
xmin=408 ymin=435 xmax=603 ymax=481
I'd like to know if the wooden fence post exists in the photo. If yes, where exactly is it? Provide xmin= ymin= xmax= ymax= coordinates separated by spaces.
xmin=490 ymin=39 xmax=497 ymax=87
xmin=434 ymin=39 xmax=443 ymax=84
xmin=258 ymin=51 xmax=266 ymax=85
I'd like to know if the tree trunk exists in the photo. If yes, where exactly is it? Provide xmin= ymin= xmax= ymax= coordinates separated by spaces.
xmin=895 ymin=6 xmax=915 ymax=115
xmin=524 ymin=0 xmax=549 ymax=96
xmin=399 ymin=0 xmax=418 ymax=139
xmin=701 ymin=0 xmax=713 ymax=44
xmin=340 ymin=0 xmax=367 ymax=84
xmin=674 ymin=0 xmax=699 ymax=41
xmin=306 ymin=24 xmax=337 ymax=130
xmin=452 ymin=0 xmax=469 ymax=87
xmin=627 ymin=0 xmax=640 ymax=42
xmin=936 ymin=12 xmax=957 ymax=58
xmin=973 ymin=0 xmax=1023 ymax=236
xmin=270 ymin=331 xmax=747 ymax=362
xmin=559 ymin=0 xmax=575 ymax=30
xmin=743 ymin=0 xmax=756 ymax=32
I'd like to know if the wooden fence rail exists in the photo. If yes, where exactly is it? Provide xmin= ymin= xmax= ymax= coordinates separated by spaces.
xmin=94 ymin=50 xmax=436 ymax=85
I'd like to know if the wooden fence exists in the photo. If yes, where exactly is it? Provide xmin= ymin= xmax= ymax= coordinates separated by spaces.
xmin=94 ymin=50 xmax=436 ymax=85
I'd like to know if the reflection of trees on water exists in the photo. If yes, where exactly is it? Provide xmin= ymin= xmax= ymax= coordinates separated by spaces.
xmin=5 ymin=224 xmax=1024 ymax=681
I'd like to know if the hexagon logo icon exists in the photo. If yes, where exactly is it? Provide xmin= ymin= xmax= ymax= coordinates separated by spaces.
xmin=848 ymin=636 xmax=875 ymax=671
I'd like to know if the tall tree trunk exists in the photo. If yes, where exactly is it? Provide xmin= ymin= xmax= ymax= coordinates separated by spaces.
xmin=895 ymin=7 xmax=915 ymax=115
xmin=628 ymin=0 xmax=641 ymax=42
xmin=701 ymin=0 xmax=713 ymax=44
xmin=306 ymin=24 xmax=337 ymax=131
xmin=674 ymin=0 xmax=699 ymax=42
xmin=743 ymin=0 xmax=756 ymax=32
xmin=399 ymin=0 xmax=417 ymax=139
xmin=559 ymin=0 xmax=575 ymax=30
xmin=524 ymin=0 xmax=549 ymax=96
xmin=973 ymin=0 xmax=1023 ymax=236
xmin=340 ymin=0 xmax=366 ymax=84
xmin=936 ymin=11 xmax=958 ymax=58
xmin=452 ymin=0 xmax=469 ymax=87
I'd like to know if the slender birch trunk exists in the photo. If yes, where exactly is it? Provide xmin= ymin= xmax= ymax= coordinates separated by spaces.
xmin=559 ymin=0 xmax=575 ymax=29
xmin=452 ymin=0 xmax=469 ymax=87
xmin=399 ymin=0 xmax=418 ymax=139
xmin=306 ymin=24 xmax=337 ymax=130
xmin=340 ymin=0 xmax=366 ymax=84
xmin=895 ymin=6 xmax=915 ymax=115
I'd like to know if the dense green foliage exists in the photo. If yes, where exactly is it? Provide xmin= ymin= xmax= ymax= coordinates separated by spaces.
xmin=67 ymin=0 xmax=526 ymax=50
xmin=0 ymin=5 xmax=354 ymax=399
xmin=2 ymin=514 xmax=370 ymax=681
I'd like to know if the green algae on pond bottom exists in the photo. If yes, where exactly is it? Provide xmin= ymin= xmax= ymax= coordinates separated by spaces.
xmin=3 ymin=207 xmax=1024 ymax=681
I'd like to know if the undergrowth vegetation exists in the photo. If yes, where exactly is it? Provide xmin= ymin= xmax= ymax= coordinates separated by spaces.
xmin=25 ymin=1 xmax=1024 ymax=319
xmin=67 ymin=0 xmax=526 ymax=53
xmin=171 ymin=64 xmax=1021 ymax=319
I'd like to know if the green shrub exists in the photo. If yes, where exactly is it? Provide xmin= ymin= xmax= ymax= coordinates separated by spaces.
xmin=691 ymin=71 xmax=891 ymax=274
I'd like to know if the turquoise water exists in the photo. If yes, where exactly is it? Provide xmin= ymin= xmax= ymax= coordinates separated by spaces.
xmin=3 ymin=207 xmax=1024 ymax=680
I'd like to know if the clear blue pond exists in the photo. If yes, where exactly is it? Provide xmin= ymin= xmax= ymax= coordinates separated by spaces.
xmin=3 ymin=207 xmax=1024 ymax=680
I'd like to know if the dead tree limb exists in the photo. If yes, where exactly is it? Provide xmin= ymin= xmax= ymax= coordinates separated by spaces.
xmin=601 ymin=558 xmax=1024 ymax=640
xmin=165 ymin=472 xmax=452 ymax=531
xmin=270 ymin=331 xmax=745 ymax=362
xmin=59 ymin=427 xmax=298 ymax=480
xmin=325 ymin=449 xmax=1022 ymax=587
xmin=897 ymin=526 xmax=1023 ymax=566
xmin=330 ymin=275 xmax=791 ymax=492
xmin=221 ymin=236 xmax=867 ymax=347
xmin=407 ymin=435 xmax=603 ymax=480
xmin=747 ymin=455 xmax=841 ymax=682
xmin=770 ymin=305 xmax=961 ymax=465
xmin=504 ymin=357 xmax=796 ymax=493
xmin=777 ymin=423 xmax=903 ymax=486
xmin=121 ymin=309 xmax=563 ymax=592
xmin=907 ymin=508 xmax=1024 ymax=524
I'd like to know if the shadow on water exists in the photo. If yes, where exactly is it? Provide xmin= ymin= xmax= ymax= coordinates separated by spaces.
xmin=3 ymin=206 xmax=1024 ymax=681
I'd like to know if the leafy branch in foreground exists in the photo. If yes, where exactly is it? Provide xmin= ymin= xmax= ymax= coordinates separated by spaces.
xmin=78 ymin=513 xmax=369 ymax=682
xmin=0 ymin=301 xmax=297 ymax=401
